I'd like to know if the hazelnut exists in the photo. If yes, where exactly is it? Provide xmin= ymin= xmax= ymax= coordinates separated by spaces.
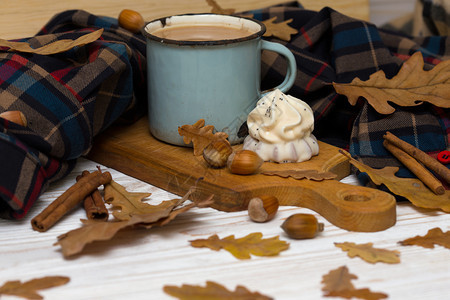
xmin=248 ymin=195 xmax=279 ymax=222
xmin=281 ymin=213 xmax=324 ymax=239
xmin=203 ymin=139 xmax=233 ymax=168
xmin=0 ymin=111 xmax=27 ymax=126
xmin=227 ymin=150 xmax=263 ymax=175
xmin=118 ymin=9 xmax=145 ymax=33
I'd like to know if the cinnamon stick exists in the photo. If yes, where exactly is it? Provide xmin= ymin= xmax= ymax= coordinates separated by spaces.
xmin=383 ymin=140 xmax=445 ymax=195
xmin=31 ymin=170 xmax=112 ymax=232
xmin=384 ymin=131 xmax=450 ymax=184
xmin=76 ymin=171 xmax=109 ymax=221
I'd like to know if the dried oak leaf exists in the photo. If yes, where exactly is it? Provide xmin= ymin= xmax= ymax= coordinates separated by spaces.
xmin=205 ymin=0 xmax=297 ymax=41
xmin=335 ymin=242 xmax=400 ymax=264
xmin=150 ymin=194 xmax=214 ymax=228
xmin=54 ymin=206 xmax=176 ymax=257
xmin=0 ymin=29 xmax=103 ymax=55
xmin=262 ymin=169 xmax=337 ymax=181
xmin=333 ymin=51 xmax=450 ymax=114
xmin=263 ymin=17 xmax=298 ymax=42
xmin=340 ymin=149 xmax=450 ymax=212
xmin=206 ymin=0 xmax=235 ymax=15
xmin=190 ymin=232 xmax=289 ymax=259
xmin=54 ymin=204 xmax=199 ymax=257
xmin=326 ymin=288 xmax=389 ymax=300
xmin=164 ymin=281 xmax=273 ymax=300
xmin=104 ymin=180 xmax=153 ymax=220
xmin=321 ymin=265 xmax=356 ymax=293
xmin=399 ymin=227 xmax=450 ymax=249
xmin=0 ymin=276 xmax=69 ymax=300
xmin=322 ymin=266 xmax=388 ymax=300
xmin=178 ymin=119 xmax=229 ymax=156
xmin=55 ymin=189 xmax=212 ymax=257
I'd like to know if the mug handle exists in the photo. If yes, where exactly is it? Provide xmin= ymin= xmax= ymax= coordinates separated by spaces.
xmin=260 ymin=40 xmax=297 ymax=93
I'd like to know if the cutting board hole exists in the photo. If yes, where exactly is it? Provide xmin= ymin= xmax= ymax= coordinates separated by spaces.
xmin=340 ymin=191 xmax=372 ymax=202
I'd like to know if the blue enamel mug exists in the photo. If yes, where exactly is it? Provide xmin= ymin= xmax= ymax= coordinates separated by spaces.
xmin=143 ymin=14 xmax=297 ymax=145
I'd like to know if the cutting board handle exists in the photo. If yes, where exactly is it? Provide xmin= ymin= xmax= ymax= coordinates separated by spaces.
xmin=201 ymin=178 xmax=397 ymax=232
xmin=278 ymin=179 xmax=397 ymax=232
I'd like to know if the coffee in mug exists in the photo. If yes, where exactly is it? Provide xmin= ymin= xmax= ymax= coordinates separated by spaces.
xmin=151 ymin=24 xmax=256 ymax=41
xmin=143 ymin=14 xmax=297 ymax=145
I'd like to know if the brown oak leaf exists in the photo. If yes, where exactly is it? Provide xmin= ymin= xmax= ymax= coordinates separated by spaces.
xmin=263 ymin=17 xmax=298 ymax=41
xmin=322 ymin=266 xmax=388 ymax=300
xmin=340 ymin=149 xmax=450 ymax=212
xmin=322 ymin=265 xmax=356 ymax=293
xmin=178 ymin=119 xmax=229 ymax=156
xmin=0 ymin=29 xmax=103 ymax=55
xmin=335 ymin=242 xmax=400 ymax=264
xmin=151 ymin=194 xmax=214 ymax=228
xmin=164 ymin=281 xmax=273 ymax=300
xmin=55 ymin=189 xmax=213 ymax=257
xmin=326 ymin=288 xmax=389 ymax=300
xmin=0 ymin=276 xmax=70 ymax=300
xmin=262 ymin=169 xmax=337 ymax=181
xmin=190 ymin=232 xmax=289 ymax=259
xmin=56 ymin=218 xmax=133 ymax=257
xmin=205 ymin=0 xmax=297 ymax=41
xmin=333 ymin=51 xmax=450 ymax=114
xmin=55 ymin=205 xmax=181 ymax=257
xmin=205 ymin=0 xmax=235 ymax=15
xmin=104 ymin=180 xmax=153 ymax=220
xmin=399 ymin=227 xmax=450 ymax=249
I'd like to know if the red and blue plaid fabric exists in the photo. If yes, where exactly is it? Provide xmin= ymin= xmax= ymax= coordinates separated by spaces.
xmin=247 ymin=2 xmax=449 ymax=182
xmin=0 ymin=10 xmax=147 ymax=218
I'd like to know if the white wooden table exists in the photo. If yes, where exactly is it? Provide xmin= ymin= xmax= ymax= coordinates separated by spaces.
xmin=2 ymin=1 xmax=449 ymax=299
xmin=1 ymin=157 xmax=449 ymax=300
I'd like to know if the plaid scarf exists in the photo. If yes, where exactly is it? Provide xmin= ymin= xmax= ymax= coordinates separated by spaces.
xmin=0 ymin=10 xmax=147 ymax=218
xmin=248 ymin=1 xmax=449 ymax=181
xmin=1 ymin=2 xmax=448 ymax=219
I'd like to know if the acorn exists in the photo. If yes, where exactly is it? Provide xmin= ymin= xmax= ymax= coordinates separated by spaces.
xmin=247 ymin=195 xmax=279 ymax=223
xmin=203 ymin=139 xmax=233 ymax=168
xmin=0 ymin=111 xmax=27 ymax=126
xmin=281 ymin=213 xmax=324 ymax=239
xmin=227 ymin=150 xmax=263 ymax=175
xmin=118 ymin=9 xmax=145 ymax=33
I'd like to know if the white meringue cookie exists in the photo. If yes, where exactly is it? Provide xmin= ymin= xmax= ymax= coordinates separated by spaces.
xmin=243 ymin=89 xmax=319 ymax=163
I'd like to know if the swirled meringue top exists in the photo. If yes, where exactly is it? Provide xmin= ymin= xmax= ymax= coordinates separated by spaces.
xmin=244 ymin=89 xmax=319 ymax=163
xmin=247 ymin=89 xmax=315 ymax=143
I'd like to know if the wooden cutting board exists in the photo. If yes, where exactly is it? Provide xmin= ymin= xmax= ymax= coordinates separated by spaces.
xmin=87 ymin=117 xmax=396 ymax=232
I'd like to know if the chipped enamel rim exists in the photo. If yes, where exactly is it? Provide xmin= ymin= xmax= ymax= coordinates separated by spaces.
xmin=143 ymin=13 xmax=266 ymax=46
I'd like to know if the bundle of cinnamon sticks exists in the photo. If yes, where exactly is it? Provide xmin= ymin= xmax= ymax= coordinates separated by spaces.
xmin=383 ymin=131 xmax=450 ymax=195
xmin=31 ymin=168 xmax=111 ymax=232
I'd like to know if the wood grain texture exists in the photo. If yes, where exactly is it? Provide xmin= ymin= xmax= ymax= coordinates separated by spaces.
xmin=1 ymin=158 xmax=449 ymax=300
xmin=87 ymin=117 xmax=396 ymax=232
xmin=1 ymin=1 xmax=450 ymax=300
xmin=0 ymin=0 xmax=368 ymax=39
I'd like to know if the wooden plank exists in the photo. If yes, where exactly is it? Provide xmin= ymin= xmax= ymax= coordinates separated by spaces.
xmin=87 ymin=117 xmax=396 ymax=232
xmin=2 ymin=157 xmax=450 ymax=300
xmin=0 ymin=0 xmax=369 ymax=39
